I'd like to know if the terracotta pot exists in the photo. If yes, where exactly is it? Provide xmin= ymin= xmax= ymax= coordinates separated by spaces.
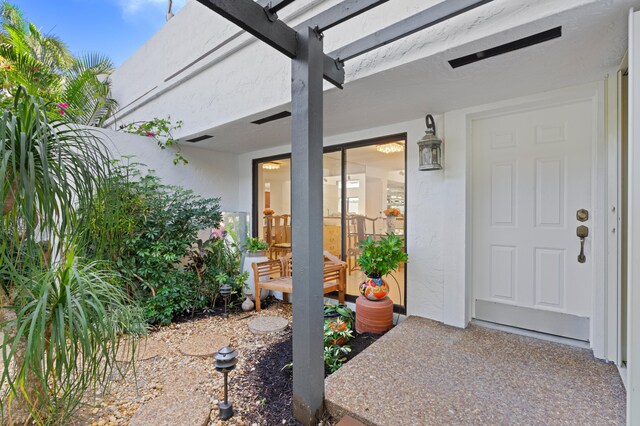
xmin=359 ymin=276 xmax=390 ymax=301
xmin=355 ymin=295 xmax=393 ymax=334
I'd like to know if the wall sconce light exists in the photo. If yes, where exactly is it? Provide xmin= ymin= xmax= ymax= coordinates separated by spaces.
xmin=417 ymin=114 xmax=443 ymax=171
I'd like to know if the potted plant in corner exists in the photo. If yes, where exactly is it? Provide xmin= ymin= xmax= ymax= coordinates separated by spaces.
xmin=242 ymin=237 xmax=270 ymax=301
xmin=355 ymin=234 xmax=407 ymax=334
xmin=357 ymin=233 xmax=408 ymax=301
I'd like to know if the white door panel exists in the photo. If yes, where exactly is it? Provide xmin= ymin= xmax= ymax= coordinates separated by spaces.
xmin=473 ymin=101 xmax=593 ymax=339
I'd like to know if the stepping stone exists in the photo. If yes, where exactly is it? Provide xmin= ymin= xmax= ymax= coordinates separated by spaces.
xmin=129 ymin=391 xmax=211 ymax=426
xmin=178 ymin=332 xmax=230 ymax=358
xmin=116 ymin=339 xmax=168 ymax=362
xmin=248 ymin=315 xmax=289 ymax=334
xmin=160 ymin=365 xmax=212 ymax=389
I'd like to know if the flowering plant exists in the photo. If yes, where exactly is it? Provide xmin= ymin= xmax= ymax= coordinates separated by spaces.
xmin=383 ymin=208 xmax=401 ymax=217
xmin=263 ymin=208 xmax=275 ymax=216
xmin=123 ymin=117 xmax=186 ymax=165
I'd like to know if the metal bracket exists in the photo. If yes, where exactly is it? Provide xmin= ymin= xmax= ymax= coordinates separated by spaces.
xmin=263 ymin=4 xmax=279 ymax=22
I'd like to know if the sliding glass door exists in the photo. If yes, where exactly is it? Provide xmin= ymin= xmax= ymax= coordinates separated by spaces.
xmin=253 ymin=134 xmax=407 ymax=310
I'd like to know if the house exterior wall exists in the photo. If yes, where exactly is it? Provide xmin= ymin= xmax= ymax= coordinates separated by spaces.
xmin=107 ymin=0 xmax=606 ymax=139
xmin=97 ymin=128 xmax=241 ymax=211
xmin=238 ymin=117 xmax=447 ymax=320
xmin=238 ymin=81 xmax=615 ymax=348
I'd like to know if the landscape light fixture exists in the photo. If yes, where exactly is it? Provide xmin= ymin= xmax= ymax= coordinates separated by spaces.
xmin=417 ymin=114 xmax=443 ymax=171
xmin=262 ymin=162 xmax=281 ymax=170
xmin=220 ymin=283 xmax=232 ymax=318
xmin=214 ymin=346 xmax=238 ymax=420
xmin=376 ymin=142 xmax=404 ymax=154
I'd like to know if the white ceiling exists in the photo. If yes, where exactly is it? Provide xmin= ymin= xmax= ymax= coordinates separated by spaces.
xmin=183 ymin=0 xmax=637 ymax=153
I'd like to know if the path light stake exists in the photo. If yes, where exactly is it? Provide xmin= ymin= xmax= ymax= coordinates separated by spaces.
xmin=220 ymin=283 xmax=232 ymax=318
xmin=214 ymin=346 xmax=238 ymax=420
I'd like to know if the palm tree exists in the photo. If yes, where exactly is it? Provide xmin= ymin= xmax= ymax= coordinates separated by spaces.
xmin=0 ymin=1 xmax=117 ymax=126
xmin=0 ymin=89 xmax=142 ymax=425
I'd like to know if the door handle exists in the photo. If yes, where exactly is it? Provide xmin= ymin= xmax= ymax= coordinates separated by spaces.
xmin=577 ymin=225 xmax=588 ymax=263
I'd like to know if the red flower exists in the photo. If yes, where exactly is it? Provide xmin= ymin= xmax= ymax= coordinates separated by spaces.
xmin=145 ymin=131 xmax=156 ymax=137
xmin=5 ymin=65 xmax=10 ymax=70
xmin=57 ymin=102 xmax=69 ymax=115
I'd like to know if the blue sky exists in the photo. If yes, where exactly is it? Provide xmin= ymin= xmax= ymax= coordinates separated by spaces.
xmin=15 ymin=0 xmax=186 ymax=66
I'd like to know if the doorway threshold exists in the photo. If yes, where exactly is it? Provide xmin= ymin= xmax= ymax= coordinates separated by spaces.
xmin=471 ymin=319 xmax=590 ymax=349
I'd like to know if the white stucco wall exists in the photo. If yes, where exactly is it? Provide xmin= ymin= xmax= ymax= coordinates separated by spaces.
xmin=97 ymin=128 xmax=241 ymax=211
xmin=237 ymin=116 xmax=448 ymax=321
xmin=107 ymin=0 xmax=626 ymax=145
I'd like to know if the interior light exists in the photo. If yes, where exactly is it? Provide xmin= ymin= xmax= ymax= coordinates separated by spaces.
xmin=376 ymin=142 xmax=404 ymax=154
xmin=262 ymin=162 xmax=281 ymax=170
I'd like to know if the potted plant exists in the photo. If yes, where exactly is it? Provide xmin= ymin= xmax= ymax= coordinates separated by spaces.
xmin=242 ymin=237 xmax=270 ymax=301
xmin=357 ymin=233 xmax=408 ymax=301
xmin=383 ymin=207 xmax=401 ymax=232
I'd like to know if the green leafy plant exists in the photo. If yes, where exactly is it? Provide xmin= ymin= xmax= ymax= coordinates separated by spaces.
xmin=123 ymin=117 xmax=186 ymax=165
xmin=356 ymin=233 xmax=408 ymax=278
xmin=323 ymin=303 xmax=354 ymax=329
xmin=245 ymin=237 xmax=269 ymax=253
xmin=143 ymin=269 xmax=203 ymax=326
xmin=78 ymin=161 xmax=223 ymax=324
xmin=1 ymin=254 xmax=145 ymax=425
xmin=323 ymin=343 xmax=351 ymax=373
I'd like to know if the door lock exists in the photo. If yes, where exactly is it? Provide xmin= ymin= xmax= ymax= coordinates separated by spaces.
xmin=576 ymin=209 xmax=589 ymax=222
xmin=577 ymin=225 xmax=588 ymax=263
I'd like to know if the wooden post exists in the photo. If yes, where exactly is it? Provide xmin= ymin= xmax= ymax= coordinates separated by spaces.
xmin=291 ymin=26 xmax=325 ymax=425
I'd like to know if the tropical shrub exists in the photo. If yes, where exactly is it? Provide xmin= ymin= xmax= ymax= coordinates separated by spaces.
xmin=1 ymin=255 xmax=144 ymax=424
xmin=0 ymin=91 xmax=143 ymax=424
xmin=143 ymin=268 xmax=203 ymax=325
xmin=186 ymin=236 xmax=248 ymax=312
xmin=79 ymin=161 xmax=233 ymax=324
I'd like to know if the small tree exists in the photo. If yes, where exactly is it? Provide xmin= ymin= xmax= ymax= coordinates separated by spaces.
xmin=0 ymin=90 xmax=143 ymax=424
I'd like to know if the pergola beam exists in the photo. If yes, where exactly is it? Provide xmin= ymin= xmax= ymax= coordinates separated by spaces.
xmin=196 ymin=0 xmax=345 ymax=87
xmin=268 ymin=0 xmax=297 ymax=14
xmin=297 ymin=0 xmax=390 ymax=33
xmin=330 ymin=0 xmax=494 ymax=62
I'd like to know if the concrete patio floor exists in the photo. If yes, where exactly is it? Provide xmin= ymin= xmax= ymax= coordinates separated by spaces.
xmin=325 ymin=316 xmax=626 ymax=426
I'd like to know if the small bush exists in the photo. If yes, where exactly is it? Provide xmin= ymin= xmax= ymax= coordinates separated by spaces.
xmin=79 ymin=160 xmax=235 ymax=324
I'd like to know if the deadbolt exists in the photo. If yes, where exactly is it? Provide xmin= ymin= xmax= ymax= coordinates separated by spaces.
xmin=577 ymin=225 xmax=588 ymax=263
xmin=577 ymin=209 xmax=589 ymax=222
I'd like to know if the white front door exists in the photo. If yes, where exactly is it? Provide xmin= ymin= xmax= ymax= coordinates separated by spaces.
xmin=472 ymin=100 xmax=594 ymax=341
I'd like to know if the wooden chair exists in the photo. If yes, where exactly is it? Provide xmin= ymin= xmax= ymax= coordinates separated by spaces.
xmin=252 ymin=251 xmax=346 ymax=311
xmin=264 ymin=215 xmax=292 ymax=259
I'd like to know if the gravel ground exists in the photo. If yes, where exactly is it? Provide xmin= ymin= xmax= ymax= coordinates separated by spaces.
xmin=76 ymin=300 xmax=380 ymax=426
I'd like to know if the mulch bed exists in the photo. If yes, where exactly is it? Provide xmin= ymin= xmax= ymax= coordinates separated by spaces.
xmin=235 ymin=320 xmax=381 ymax=425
